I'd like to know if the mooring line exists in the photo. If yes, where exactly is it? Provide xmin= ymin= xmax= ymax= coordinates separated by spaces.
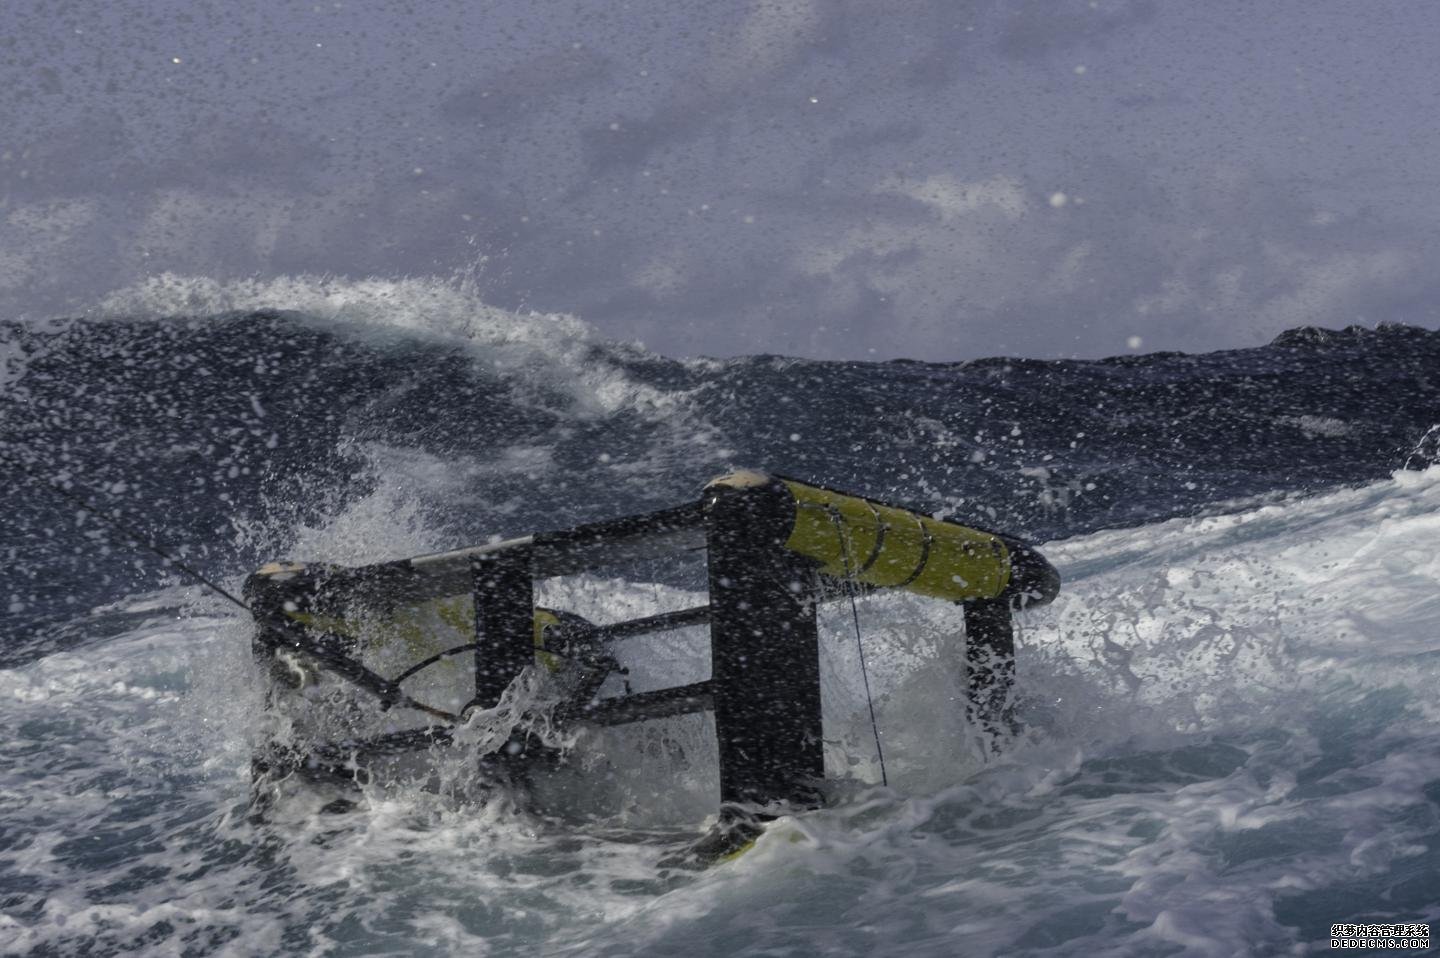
xmin=1 ymin=446 xmax=251 ymax=612
xmin=0 ymin=444 xmax=460 ymax=723
xmin=827 ymin=506 xmax=888 ymax=787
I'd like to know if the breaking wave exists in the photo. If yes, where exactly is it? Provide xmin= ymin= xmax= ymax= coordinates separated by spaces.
xmin=3 ymin=275 xmax=1440 ymax=955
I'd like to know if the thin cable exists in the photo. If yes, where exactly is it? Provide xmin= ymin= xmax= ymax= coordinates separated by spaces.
xmin=3 ymin=449 xmax=250 ymax=612
xmin=1 ymin=447 xmax=459 ymax=723
xmin=828 ymin=507 xmax=887 ymax=787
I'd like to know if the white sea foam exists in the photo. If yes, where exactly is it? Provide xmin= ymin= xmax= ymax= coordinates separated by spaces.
xmin=90 ymin=273 xmax=693 ymax=421
xmin=85 ymin=274 xmax=732 ymax=506
xmin=5 ymin=468 xmax=1440 ymax=955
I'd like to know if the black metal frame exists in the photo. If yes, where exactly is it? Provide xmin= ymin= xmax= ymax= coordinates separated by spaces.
xmin=245 ymin=483 xmax=1058 ymax=814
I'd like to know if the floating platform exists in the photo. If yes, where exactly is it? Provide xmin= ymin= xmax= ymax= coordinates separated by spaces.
xmin=244 ymin=470 xmax=1060 ymax=862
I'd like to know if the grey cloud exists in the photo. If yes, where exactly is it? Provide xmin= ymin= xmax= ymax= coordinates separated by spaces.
xmin=2 ymin=0 xmax=1438 ymax=361
xmin=580 ymin=112 xmax=703 ymax=177
xmin=998 ymin=0 xmax=1158 ymax=61
xmin=440 ymin=46 xmax=613 ymax=126
xmin=829 ymin=120 xmax=926 ymax=154
xmin=1113 ymin=91 xmax=1189 ymax=111
xmin=550 ymin=161 xmax=1440 ymax=359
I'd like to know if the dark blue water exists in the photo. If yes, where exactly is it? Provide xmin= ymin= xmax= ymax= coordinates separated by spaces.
xmin=3 ymin=311 xmax=1435 ymax=664
xmin=3 ymin=299 xmax=1440 ymax=958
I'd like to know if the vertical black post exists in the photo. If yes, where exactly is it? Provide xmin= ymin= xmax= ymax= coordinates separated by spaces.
xmin=470 ymin=546 xmax=535 ymax=709
xmin=705 ymin=483 xmax=824 ymax=808
xmin=963 ymin=597 xmax=1016 ymax=740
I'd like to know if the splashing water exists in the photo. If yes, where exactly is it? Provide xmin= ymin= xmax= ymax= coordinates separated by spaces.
xmin=4 ymin=277 xmax=1440 ymax=955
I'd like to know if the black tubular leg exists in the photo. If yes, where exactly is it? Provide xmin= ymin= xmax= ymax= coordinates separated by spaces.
xmin=706 ymin=493 xmax=824 ymax=808
xmin=471 ymin=547 xmax=535 ymax=709
xmin=963 ymin=597 xmax=1016 ymax=739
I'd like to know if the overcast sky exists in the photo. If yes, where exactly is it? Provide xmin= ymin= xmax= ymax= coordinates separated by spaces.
xmin=3 ymin=0 xmax=1439 ymax=360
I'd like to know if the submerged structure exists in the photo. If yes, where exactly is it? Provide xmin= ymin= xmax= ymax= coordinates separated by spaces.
xmin=245 ymin=470 xmax=1059 ymax=860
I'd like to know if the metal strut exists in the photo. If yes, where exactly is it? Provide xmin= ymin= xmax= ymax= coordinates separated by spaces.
xmin=241 ymin=468 xmax=1059 ymax=833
